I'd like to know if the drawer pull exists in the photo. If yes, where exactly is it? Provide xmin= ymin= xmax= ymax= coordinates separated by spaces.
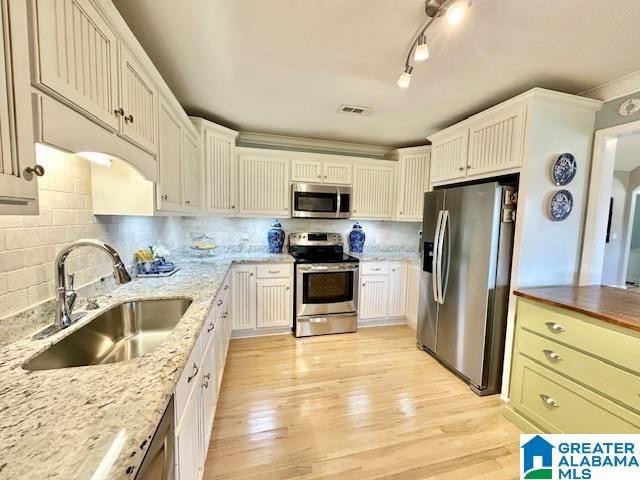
xmin=207 ymin=322 xmax=214 ymax=332
xmin=268 ymin=270 xmax=281 ymax=274
xmin=543 ymin=349 xmax=562 ymax=361
xmin=187 ymin=363 xmax=199 ymax=383
xmin=371 ymin=267 xmax=381 ymax=271
xmin=202 ymin=372 xmax=211 ymax=389
xmin=217 ymin=299 xmax=224 ymax=306
xmin=224 ymin=284 xmax=229 ymax=290
xmin=539 ymin=394 xmax=559 ymax=408
xmin=545 ymin=322 xmax=565 ymax=333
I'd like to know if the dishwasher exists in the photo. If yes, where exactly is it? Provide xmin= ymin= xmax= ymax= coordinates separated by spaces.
xmin=136 ymin=396 xmax=175 ymax=480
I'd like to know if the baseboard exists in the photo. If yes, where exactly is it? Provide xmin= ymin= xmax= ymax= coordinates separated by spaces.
xmin=503 ymin=405 xmax=543 ymax=433
xmin=231 ymin=327 xmax=292 ymax=339
xmin=358 ymin=317 xmax=408 ymax=328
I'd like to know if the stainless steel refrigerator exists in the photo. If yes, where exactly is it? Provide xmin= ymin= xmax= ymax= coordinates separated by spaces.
xmin=417 ymin=181 xmax=517 ymax=396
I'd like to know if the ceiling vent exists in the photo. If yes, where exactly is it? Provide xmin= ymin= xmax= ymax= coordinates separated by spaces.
xmin=337 ymin=104 xmax=377 ymax=116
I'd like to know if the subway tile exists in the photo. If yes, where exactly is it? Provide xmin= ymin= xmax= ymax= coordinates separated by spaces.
xmin=53 ymin=209 xmax=77 ymax=226
xmin=5 ymin=228 xmax=40 ymax=250
xmin=0 ymin=251 xmax=25 ymax=271
xmin=0 ymin=291 xmax=28 ymax=318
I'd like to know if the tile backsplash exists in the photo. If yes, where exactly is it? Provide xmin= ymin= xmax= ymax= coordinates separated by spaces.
xmin=0 ymin=145 xmax=165 ymax=318
xmin=172 ymin=217 xmax=421 ymax=253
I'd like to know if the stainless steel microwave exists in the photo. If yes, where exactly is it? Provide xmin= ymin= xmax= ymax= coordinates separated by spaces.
xmin=291 ymin=183 xmax=351 ymax=219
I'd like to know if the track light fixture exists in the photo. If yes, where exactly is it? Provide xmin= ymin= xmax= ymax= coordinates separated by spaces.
xmin=397 ymin=0 xmax=471 ymax=88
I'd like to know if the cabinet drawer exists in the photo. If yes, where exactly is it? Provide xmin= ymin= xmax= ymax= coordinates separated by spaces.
xmin=200 ymin=281 xmax=230 ymax=351
xmin=361 ymin=263 xmax=389 ymax=275
xmin=256 ymin=264 xmax=291 ymax=279
xmin=518 ymin=299 xmax=640 ymax=373
xmin=174 ymin=341 xmax=203 ymax=427
xmin=517 ymin=328 xmax=640 ymax=413
xmin=511 ymin=355 xmax=640 ymax=433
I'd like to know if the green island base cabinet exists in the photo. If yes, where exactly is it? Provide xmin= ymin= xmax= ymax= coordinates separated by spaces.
xmin=504 ymin=298 xmax=640 ymax=434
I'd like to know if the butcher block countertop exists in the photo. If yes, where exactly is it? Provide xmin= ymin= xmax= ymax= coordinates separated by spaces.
xmin=514 ymin=285 xmax=640 ymax=333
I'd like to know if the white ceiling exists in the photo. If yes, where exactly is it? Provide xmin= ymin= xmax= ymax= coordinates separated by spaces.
xmin=113 ymin=0 xmax=640 ymax=147
xmin=615 ymin=134 xmax=640 ymax=172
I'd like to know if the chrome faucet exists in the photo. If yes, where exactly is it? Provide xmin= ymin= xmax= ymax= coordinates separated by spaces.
xmin=54 ymin=239 xmax=131 ymax=329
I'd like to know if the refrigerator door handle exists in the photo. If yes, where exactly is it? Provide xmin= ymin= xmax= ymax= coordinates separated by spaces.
xmin=432 ymin=210 xmax=444 ymax=304
xmin=435 ymin=210 xmax=447 ymax=304
xmin=440 ymin=210 xmax=451 ymax=303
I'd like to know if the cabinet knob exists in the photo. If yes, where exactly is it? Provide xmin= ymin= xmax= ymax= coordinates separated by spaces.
xmin=161 ymin=194 xmax=168 ymax=200
xmin=362 ymin=283 xmax=366 ymax=287
xmin=399 ymin=211 xmax=403 ymax=215
xmin=250 ymin=273 xmax=254 ymax=277
xmin=232 ymin=205 xmax=236 ymax=209
xmin=458 ymin=167 xmax=464 ymax=171
xmin=317 ymin=175 xmax=321 ymax=178
xmin=284 ymin=207 xmax=288 ymax=211
xmin=114 ymin=107 xmax=124 ymax=117
xmin=24 ymin=164 xmax=45 ymax=180
xmin=466 ymin=165 xmax=471 ymax=169
xmin=185 ymin=200 xmax=191 ymax=205
xmin=286 ymin=286 xmax=290 ymax=290
xmin=124 ymin=114 xmax=134 ymax=123
xmin=324 ymin=175 xmax=327 ymax=178
xmin=539 ymin=394 xmax=559 ymax=408
xmin=545 ymin=322 xmax=565 ymax=333
xmin=207 ymin=322 xmax=214 ymax=332
xmin=543 ymin=349 xmax=562 ymax=361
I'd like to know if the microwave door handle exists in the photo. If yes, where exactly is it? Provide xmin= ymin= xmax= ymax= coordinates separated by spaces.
xmin=336 ymin=187 xmax=341 ymax=218
xmin=432 ymin=210 xmax=443 ymax=305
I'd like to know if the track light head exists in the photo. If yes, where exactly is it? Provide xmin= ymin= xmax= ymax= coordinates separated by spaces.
xmin=414 ymin=35 xmax=430 ymax=62
xmin=397 ymin=65 xmax=414 ymax=89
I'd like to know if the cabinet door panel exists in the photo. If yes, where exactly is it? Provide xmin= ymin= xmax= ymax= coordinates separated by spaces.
xmin=467 ymin=106 xmax=524 ymax=175
xmin=231 ymin=266 xmax=256 ymax=330
xmin=256 ymin=279 xmax=292 ymax=328
xmin=176 ymin=388 xmax=203 ymax=480
xmin=157 ymin=99 xmax=183 ymax=212
xmin=387 ymin=264 xmax=408 ymax=317
xmin=430 ymin=130 xmax=468 ymax=184
xmin=352 ymin=164 xmax=394 ymax=219
xmin=359 ymin=275 xmax=388 ymax=319
xmin=205 ymin=132 xmax=236 ymax=214
xmin=323 ymin=161 xmax=352 ymax=185
xmin=34 ymin=0 xmax=119 ymax=130
xmin=397 ymin=152 xmax=430 ymax=220
xmin=182 ymin=129 xmax=200 ymax=212
xmin=291 ymin=158 xmax=322 ymax=183
xmin=239 ymin=155 xmax=289 ymax=216
xmin=200 ymin=339 xmax=217 ymax=449
xmin=120 ymin=48 xmax=156 ymax=152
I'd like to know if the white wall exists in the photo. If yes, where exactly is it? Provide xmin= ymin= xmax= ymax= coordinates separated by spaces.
xmin=602 ymin=170 xmax=630 ymax=285
xmin=0 ymin=146 xmax=166 ymax=318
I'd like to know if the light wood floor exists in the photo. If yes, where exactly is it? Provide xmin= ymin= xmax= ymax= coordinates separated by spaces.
xmin=203 ymin=325 xmax=521 ymax=480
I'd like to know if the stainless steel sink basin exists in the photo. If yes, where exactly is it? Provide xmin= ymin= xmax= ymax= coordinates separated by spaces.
xmin=24 ymin=298 xmax=192 ymax=371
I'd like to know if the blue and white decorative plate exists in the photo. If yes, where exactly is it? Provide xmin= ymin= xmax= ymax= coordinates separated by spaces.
xmin=549 ymin=189 xmax=573 ymax=222
xmin=551 ymin=153 xmax=577 ymax=186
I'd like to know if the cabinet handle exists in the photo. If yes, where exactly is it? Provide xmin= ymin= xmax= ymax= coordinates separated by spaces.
xmin=185 ymin=200 xmax=191 ymax=205
xmin=372 ymin=268 xmax=381 ymax=271
xmin=217 ymin=299 xmax=224 ymax=306
xmin=268 ymin=270 xmax=280 ymax=274
xmin=161 ymin=194 xmax=168 ymax=200
xmin=399 ymin=211 xmax=403 ymax=214
xmin=202 ymin=373 xmax=210 ymax=389
xmin=466 ymin=165 xmax=471 ymax=169
xmin=543 ymin=349 xmax=562 ymax=361
xmin=539 ymin=394 xmax=559 ymax=408
xmin=324 ymin=175 xmax=327 ymax=178
xmin=458 ymin=167 xmax=464 ymax=171
xmin=24 ymin=164 xmax=45 ymax=179
xmin=207 ymin=322 xmax=214 ymax=332
xmin=114 ymin=107 xmax=124 ymax=117
xmin=317 ymin=175 xmax=321 ymax=178
xmin=353 ymin=210 xmax=357 ymax=213
xmin=187 ymin=362 xmax=199 ymax=383
xmin=124 ymin=114 xmax=134 ymax=123
xmin=224 ymin=284 xmax=229 ymax=290
xmin=545 ymin=322 xmax=565 ymax=333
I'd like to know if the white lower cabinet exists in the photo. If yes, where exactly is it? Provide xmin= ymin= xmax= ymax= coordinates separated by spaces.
xmin=174 ymin=272 xmax=232 ymax=480
xmin=358 ymin=261 xmax=416 ymax=323
xmin=231 ymin=263 xmax=293 ymax=333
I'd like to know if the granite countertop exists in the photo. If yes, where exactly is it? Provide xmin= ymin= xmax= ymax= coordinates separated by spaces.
xmin=350 ymin=252 xmax=420 ymax=263
xmin=0 ymin=253 xmax=293 ymax=480
xmin=514 ymin=285 xmax=640 ymax=333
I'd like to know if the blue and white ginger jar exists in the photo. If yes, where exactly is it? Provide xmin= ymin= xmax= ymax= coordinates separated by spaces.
xmin=349 ymin=222 xmax=366 ymax=253
xmin=267 ymin=220 xmax=285 ymax=253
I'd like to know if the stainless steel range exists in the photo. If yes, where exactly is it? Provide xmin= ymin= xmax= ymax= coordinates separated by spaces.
xmin=288 ymin=232 xmax=359 ymax=337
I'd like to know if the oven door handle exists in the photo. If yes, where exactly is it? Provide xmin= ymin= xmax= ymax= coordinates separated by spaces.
xmin=299 ymin=265 xmax=359 ymax=272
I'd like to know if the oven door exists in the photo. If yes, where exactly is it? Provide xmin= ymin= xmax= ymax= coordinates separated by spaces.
xmin=296 ymin=263 xmax=359 ymax=317
xmin=291 ymin=183 xmax=351 ymax=219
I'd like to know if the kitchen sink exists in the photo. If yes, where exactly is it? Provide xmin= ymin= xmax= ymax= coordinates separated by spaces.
xmin=24 ymin=298 xmax=192 ymax=371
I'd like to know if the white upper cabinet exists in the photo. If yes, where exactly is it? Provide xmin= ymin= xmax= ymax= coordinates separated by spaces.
xmin=352 ymin=162 xmax=395 ymax=219
xmin=290 ymin=156 xmax=352 ymax=185
xmin=323 ymin=160 xmax=352 ymax=185
xmin=429 ymin=129 xmax=469 ymax=184
xmin=0 ymin=0 xmax=38 ymax=214
xmin=157 ymin=97 xmax=183 ymax=212
xmin=195 ymin=119 xmax=239 ymax=215
xmin=467 ymin=105 xmax=524 ymax=176
xmin=119 ymin=47 xmax=157 ymax=153
xmin=291 ymin=158 xmax=322 ymax=182
xmin=395 ymin=147 xmax=430 ymax=221
xmin=33 ymin=0 xmax=120 ymax=130
xmin=182 ymin=128 xmax=200 ymax=213
xmin=239 ymin=152 xmax=290 ymax=217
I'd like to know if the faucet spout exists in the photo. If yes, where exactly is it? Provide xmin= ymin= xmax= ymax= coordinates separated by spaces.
xmin=54 ymin=239 xmax=131 ymax=329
